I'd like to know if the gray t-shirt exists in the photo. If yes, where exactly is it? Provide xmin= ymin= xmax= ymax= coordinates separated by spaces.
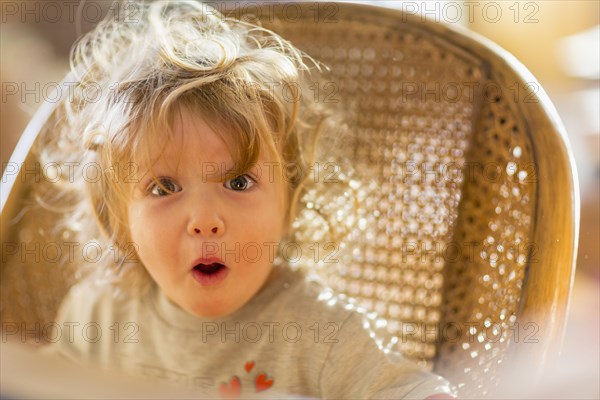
xmin=45 ymin=265 xmax=453 ymax=399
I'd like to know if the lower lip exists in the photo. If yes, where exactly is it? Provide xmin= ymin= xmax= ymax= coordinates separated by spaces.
xmin=191 ymin=266 xmax=229 ymax=286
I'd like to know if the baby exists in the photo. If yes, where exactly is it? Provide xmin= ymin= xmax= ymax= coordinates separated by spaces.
xmin=42 ymin=1 xmax=456 ymax=398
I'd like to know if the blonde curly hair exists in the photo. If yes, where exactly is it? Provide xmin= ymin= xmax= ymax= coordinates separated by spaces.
xmin=36 ymin=0 xmax=341 ymax=288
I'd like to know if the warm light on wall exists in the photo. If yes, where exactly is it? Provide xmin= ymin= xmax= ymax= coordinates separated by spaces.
xmin=468 ymin=0 xmax=599 ymax=85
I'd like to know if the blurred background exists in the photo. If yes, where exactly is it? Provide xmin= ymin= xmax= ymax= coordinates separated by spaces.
xmin=1 ymin=0 xmax=598 ymax=398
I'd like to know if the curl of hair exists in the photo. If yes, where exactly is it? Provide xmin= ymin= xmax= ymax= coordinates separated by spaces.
xmin=35 ymin=1 xmax=353 ymax=292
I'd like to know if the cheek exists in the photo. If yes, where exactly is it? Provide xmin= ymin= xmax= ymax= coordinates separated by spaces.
xmin=266 ymin=171 xmax=288 ymax=224
xmin=127 ymin=204 xmax=159 ymax=258
xmin=262 ymin=208 xmax=287 ymax=245
xmin=281 ymin=186 xmax=292 ymax=231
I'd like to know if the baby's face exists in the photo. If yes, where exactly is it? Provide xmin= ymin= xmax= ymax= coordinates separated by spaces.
xmin=127 ymin=108 xmax=287 ymax=318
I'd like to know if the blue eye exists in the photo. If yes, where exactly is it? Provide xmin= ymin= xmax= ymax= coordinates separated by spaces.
xmin=147 ymin=177 xmax=181 ymax=196
xmin=224 ymin=174 xmax=255 ymax=191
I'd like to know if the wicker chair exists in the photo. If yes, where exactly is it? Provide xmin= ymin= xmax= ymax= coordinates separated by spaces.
xmin=1 ymin=2 xmax=579 ymax=398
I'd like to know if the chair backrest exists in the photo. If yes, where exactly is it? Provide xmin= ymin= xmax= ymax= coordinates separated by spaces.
xmin=1 ymin=2 xmax=578 ymax=397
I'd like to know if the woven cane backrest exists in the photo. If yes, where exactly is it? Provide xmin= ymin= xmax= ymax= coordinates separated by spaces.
xmin=250 ymin=6 xmax=537 ymax=398
xmin=263 ymin=11 xmax=486 ymax=367
xmin=1 ymin=2 xmax=577 ymax=398
xmin=1 ymin=106 xmax=81 ymax=343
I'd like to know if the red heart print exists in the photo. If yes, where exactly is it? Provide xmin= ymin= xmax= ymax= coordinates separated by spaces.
xmin=245 ymin=361 xmax=255 ymax=373
xmin=255 ymin=373 xmax=274 ymax=392
xmin=219 ymin=376 xmax=241 ymax=398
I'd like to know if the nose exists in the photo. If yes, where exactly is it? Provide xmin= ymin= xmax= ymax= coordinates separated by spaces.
xmin=186 ymin=199 xmax=225 ymax=238
xmin=188 ymin=214 xmax=225 ymax=237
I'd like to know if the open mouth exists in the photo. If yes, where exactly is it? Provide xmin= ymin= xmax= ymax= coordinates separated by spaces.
xmin=193 ymin=263 xmax=226 ymax=275
xmin=191 ymin=262 xmax=229 ymax=286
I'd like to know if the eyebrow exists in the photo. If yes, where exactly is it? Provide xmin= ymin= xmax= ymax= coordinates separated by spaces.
xmin=202 ymin=162 xmax=247 ymax=180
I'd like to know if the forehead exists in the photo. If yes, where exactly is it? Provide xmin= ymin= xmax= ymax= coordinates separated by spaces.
xmin=136 ymin=108 xmax=235 ymax=173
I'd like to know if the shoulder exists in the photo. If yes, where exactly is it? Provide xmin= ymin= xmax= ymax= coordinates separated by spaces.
xmin=275 ymin=271 xmax=455 ymax=398
xmin=44 ymin=273 xmax=148 ymax=362
xmin=318 ymin=307 xmax=454 ymax=398
xmin=56 ymin=277 xmax=134 ymax=322
xmin=56 ymin=266 xmax=152 ymax=323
